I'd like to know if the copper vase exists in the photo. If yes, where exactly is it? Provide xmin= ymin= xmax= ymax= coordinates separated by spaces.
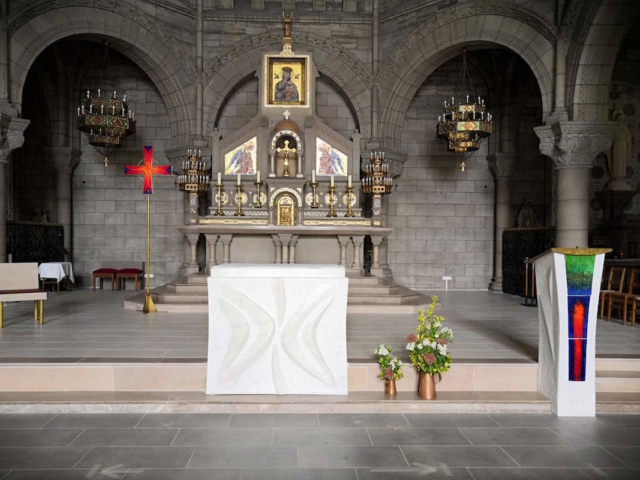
xmin=384 ymin=379 xmax=397 ymax=396
xmin=418 ymin=372 xmax=437 ymax=400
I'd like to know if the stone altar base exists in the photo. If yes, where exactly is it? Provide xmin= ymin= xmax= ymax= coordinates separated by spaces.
xmin=206 ymin=264 xmax=349 ymax=395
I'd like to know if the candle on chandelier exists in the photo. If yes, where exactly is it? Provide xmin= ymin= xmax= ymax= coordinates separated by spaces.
xmin=312 ymin=170 xmax=316 ymax=182
xmin=330 ymin=175 xmax=334 ymax=187
xmin=452 ymin=96 xmax=454 ymax=105
xmin=237 ymin=174 xmax=241 ymax=186
xmin=87 ymin=90 xmax=90 ymax=99
xmin=123 ymin=95 xmax=126 ymax=102
xmin=89 ymin=104 xmax=92 ymax=113
xmin=257 ymin=170 xmax=261 ymax=183
xmin=198 ymin=149 xmax=202 ymax=157
xmin=348 ymin=175 xmax=352 ymax=188
xmin=101 ymin=104 xmax=104 ymax=114
xmin=98 ymin=89 xmax=101 ymax=97
xmin=467 ymin=94 xmax=469 ymax=103
xmin=218 ymin=172 xmax=222 ymax=185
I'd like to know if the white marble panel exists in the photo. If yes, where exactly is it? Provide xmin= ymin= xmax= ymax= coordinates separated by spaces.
xmin=207 ymin=264 xmax=349 ymax=395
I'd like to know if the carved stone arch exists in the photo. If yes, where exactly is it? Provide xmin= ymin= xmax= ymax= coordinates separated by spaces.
xmin=565 ymin=0 xmax=640 ymax=121
xmin=8 ymin=2 xmax=196 ymax=147
xmin=204 ymin=32 xmax=373 ymax=139
xmin=377 ymin=5 xmax=556 ymax=152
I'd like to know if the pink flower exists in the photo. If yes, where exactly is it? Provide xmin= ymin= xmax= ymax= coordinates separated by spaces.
xmin=437 ymin=339 xmax=448 ymax=346
xmin=385 ymin=367 xmax=393 ymax=380
xmin=423 ymin=353 xmax=436 ymax=365
xmin=406 ymin=333 xmax=418 ymax=343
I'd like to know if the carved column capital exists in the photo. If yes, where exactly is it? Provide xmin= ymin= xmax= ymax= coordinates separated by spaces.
xmin=487 ymin=153 xmax=516 ymax=178
xmin=43 ymin=147 xmax=82 ymax=174
xmin=185 ymin=233 xmax=200 ymax=246
xmin=534 ymin=121 xmax=617 ymax=170
xmin=0 ymin=118 xmax=29 ymax=164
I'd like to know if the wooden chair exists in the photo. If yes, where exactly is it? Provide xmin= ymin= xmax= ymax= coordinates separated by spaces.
xmin=0 ymin=263 xmax=47 ymax=328
xmin=608 ymin=268 xmax=640 ymax=326
xmin=92 ymin=268 xmax=118 ymax=291
xmin=601 ymin=267 xmax=626 ymax=319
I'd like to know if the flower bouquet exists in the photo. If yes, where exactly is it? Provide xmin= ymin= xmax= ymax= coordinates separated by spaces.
xmin=405 ymin=295 xmax=453 ymax=399
xmin=374 ymin=344 xmax=404 ymax=395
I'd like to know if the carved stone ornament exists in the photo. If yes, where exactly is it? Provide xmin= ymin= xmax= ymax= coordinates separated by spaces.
xmin=0 ymin=126 xmax=26 ymax=164
xmin=43 ymin=147 xmax=82 ymax=174
xmin=534 ymin=122 xmax=617 ymax=169
xmin=487 ymin=153 xmax=516 ymax=178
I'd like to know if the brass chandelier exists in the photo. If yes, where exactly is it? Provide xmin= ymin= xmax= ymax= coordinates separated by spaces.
xmin=76 ymin=41 xmax=136 ymax=167
xmin=436 ymin=49 xmax=492 ymax=171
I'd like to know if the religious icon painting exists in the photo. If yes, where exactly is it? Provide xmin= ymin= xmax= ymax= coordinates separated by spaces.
xmin=225 ymin=137 xmax=257 ymax=175
xmin=316 ymin=138 xmax=347 ymax=177
xmin=268 ymin=58 xmax=307 ymax=106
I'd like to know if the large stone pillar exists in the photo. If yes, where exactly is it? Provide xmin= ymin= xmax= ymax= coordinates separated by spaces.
xmin=535 ymin=122 xmax=616 ymax=248
xmin=44 ymin=147 xmax=82 ymax=261
xmin=0 ymin=121 xmax=27 ymax=262
xmin=488 ymin=153 xmax=516 ymax=292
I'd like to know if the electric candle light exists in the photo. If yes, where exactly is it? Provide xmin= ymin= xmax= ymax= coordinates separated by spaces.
xmin=237 ymin=174 xmax=241 ymax=186
xmin=331 ymin=175 xmax=334 ymax=187
xmin=257 ymin=171 xmax=260 ymax=183
xmin=312 ymin=170 xmax=316 ymax=182
xmin=218 ymin=172 xmax=221 ymax=185
xmin=348 ymin=175 xmax=352 ymax=187
xmin=87 ymin=90 xmax=90 ymax=99
xmin=98 ymin=89 xmax=100 ymax=97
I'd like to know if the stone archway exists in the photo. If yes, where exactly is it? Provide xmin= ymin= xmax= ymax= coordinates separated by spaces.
xmin=7 ymin=1 xmax=196 ymax=147
xmin=377 ymin=4 xmax=556 ymax=152
xmin=565 ymin=0 xmax=640 ymax=121
xmin=203 ymin=32 xmax=373 ymax=139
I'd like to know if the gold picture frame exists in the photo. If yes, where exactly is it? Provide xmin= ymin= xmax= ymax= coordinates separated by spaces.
xmin=267 ymin=57 xmax=307 ymax=106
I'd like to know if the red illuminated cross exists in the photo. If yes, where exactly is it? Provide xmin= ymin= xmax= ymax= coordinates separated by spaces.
xmin=124 ymin=146 xmax=172 ymax=195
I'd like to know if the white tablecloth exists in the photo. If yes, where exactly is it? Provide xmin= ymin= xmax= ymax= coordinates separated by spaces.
xmin=38 ymin=262 xmax=75 ymax=283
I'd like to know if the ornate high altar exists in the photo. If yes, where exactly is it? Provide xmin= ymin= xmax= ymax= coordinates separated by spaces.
xmin=179 ymin=16 xmax=393 ymax=276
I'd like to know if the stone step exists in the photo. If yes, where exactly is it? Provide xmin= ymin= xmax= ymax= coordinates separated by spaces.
xmin=348 ymin=285 xmax=399 ymax=295
xmin=156 ymin=293 xmax=208 ymax=304
xmin=348 ymin=276 xmax=383 ymax=286
xmin=187 ymin=274 xmax=208 ymax=285
xmin=166 ymin=284 xmax=208 ymax=294
xmin=596 ymin=370 xmax=640 ymax=393
xmin=348 ymin=293 xmax=421 ymax=305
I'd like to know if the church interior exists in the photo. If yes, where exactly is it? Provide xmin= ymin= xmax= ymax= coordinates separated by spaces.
xmin=1 ymin=0 xmax=640 ymax=478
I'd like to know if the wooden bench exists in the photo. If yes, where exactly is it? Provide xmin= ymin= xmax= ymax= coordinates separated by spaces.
xmin=0 ymin=263 xmax=47 ymax=328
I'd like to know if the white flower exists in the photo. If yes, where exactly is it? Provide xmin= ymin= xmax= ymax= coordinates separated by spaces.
xmin=435 ymin=333 xmax=440 ymax=338
xmin=437 ymin=344 xmax=448 ymax=355
xmin=406 ymin=342 xmax=415 ymax=352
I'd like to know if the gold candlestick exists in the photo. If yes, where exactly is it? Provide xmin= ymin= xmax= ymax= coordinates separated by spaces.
xmin=345 ymin=185 xmax=354 ymax=217
xmin=254 ymin=180 xmax=264 ymax=208
xmin=214 ymin=183 xmax=224 ymax=216
xmin=234 ymin=183 xmax=245 ymax=217
xmin=327 ymin=185 xmax=337 ymax=217
xmin=310 ymin=181 xmax=319 ymax=208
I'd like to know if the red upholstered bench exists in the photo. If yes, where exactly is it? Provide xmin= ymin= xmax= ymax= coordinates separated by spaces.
xmin=116 ymin=268 xmax=144 ymax=291
xmin=92 ymin=268 xmax=118 ymax=291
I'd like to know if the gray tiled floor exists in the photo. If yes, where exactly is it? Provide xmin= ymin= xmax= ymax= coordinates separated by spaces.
xmin=0 ymin=413 xmax=638 ymax=479
xmin=2 ymin=288 xmax=639 ymax=363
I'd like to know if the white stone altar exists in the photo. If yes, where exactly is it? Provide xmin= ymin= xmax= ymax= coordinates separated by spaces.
xmin=206 ymin=263 xmax=349 ymax=395
xmin=535 ymin=248 xmax=609 ymax=416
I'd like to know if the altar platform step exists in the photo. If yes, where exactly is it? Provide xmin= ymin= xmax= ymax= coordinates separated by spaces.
xmin=128 ymin=273 xmax=430 ymax=314
xmin=0 ymin=359 xmax=637 ymax=413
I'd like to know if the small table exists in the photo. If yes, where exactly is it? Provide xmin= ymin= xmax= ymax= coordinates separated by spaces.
xmin=38 ymin=262 xmax=75 ymax=294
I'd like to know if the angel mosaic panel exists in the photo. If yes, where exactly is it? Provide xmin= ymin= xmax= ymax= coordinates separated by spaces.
xmin=316 ymin=138 xmax=347 ymax=177
xmin=225 ymin=137 xmax=257 ymax=175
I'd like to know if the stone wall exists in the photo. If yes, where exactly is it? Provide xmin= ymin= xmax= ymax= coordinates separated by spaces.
xmin=70 ymin=52 xmax=183 ymax=288
xmin=217 ymin=78 xmax=356 ymax=141
xmin=387 ymin=61 xmax=494 ymax=290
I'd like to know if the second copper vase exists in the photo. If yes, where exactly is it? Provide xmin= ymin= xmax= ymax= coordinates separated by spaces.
xmin=418 ymin=372 xmax=437 ymax=400
xmin=385 ymin=379 xmax=397 ymax=395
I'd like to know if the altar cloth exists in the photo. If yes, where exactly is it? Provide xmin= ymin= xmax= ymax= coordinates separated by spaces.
xmin=206 ymin=264 xmax=349 ymax=395
xmin=38 ymin=262 xmax=75 ymax=283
